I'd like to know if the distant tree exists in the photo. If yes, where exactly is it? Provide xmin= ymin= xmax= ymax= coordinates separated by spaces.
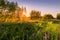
xmin=30 ymin=10 xmax=41 ymax=20
xmin=0 ymin=0 xmax=5 ymax=7
xmin=0 ymin=0 xmax=18 ymax=16
xmin=8 ymin=2 xmax=18 ymax=12
xmin=43 ymin=14 xmax=54 ymax=20
xmin=0 ymin=0 xmax=6 ymax=13
xmin=57 ymin=13 xmax=60 ymax=19
xmin=0 ymin=0 xmax=18 ymax=22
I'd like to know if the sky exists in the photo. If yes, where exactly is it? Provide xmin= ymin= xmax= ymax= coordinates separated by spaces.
xmin=8 ymin=0 xmax=60 ymax=17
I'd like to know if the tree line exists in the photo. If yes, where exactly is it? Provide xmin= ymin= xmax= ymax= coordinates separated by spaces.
xmin=30 ymin=10 xmax=60 ymax=20
xmin=0 ymin=0 xmax=60 ymax=22
xmin=0 ymin=0 xmax=20 ymax=22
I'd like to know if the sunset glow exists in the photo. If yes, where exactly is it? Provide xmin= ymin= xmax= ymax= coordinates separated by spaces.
xmin=8 ymin=0 xmax=60 ymax=17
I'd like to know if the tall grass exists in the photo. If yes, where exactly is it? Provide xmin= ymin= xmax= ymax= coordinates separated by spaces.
xmin=0 ymin=22 xmax=60 ymax=40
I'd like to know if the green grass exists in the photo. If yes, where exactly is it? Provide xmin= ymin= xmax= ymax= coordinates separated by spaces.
xmin=0 ymin=21 xmax=60 ymax=40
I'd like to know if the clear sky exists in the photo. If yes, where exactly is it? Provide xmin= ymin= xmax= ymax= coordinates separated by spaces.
xmin=8 ymin=0 xmax=60 ymax=17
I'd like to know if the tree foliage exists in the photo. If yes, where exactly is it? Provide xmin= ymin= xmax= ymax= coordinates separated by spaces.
xmin=8 ymin=2 xmax=18 ymax=12
xmin=0 ymin=0 xmax=18 ymax=22
xmin=30 ymin=10 xmax=41 ymax=20
xmin=0 ymin=0 xmax=5 ymax=7
xmin=57 ymin=13 xmax=60 ymax=19
xmin=0 ymin=0 xmax=18 ymax=12
xmin=43 ymin=14 xmax=54 ymax=20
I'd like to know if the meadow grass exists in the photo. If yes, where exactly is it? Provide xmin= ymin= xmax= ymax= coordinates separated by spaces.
xmin=0 ymin=21 xmax=60 ymax=40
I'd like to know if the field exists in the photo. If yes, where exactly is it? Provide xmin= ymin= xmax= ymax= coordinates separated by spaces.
xmin=0 ymin=20 xmax=60 ymax=40
xmin=0 ymin=0 xmax=60 ymax=40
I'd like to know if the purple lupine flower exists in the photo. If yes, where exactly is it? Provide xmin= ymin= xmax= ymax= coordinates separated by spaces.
xmin=44 ymin=32 xmax=50 ymax=40
xmin=32 ymin=34 xmax=35 ymax=38
xmin=44 ymin=33 xmax=47 ymax=40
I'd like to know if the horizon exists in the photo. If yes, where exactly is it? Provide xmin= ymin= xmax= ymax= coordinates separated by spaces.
xmin=8 ymin=0 xmax=60 ymax=17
